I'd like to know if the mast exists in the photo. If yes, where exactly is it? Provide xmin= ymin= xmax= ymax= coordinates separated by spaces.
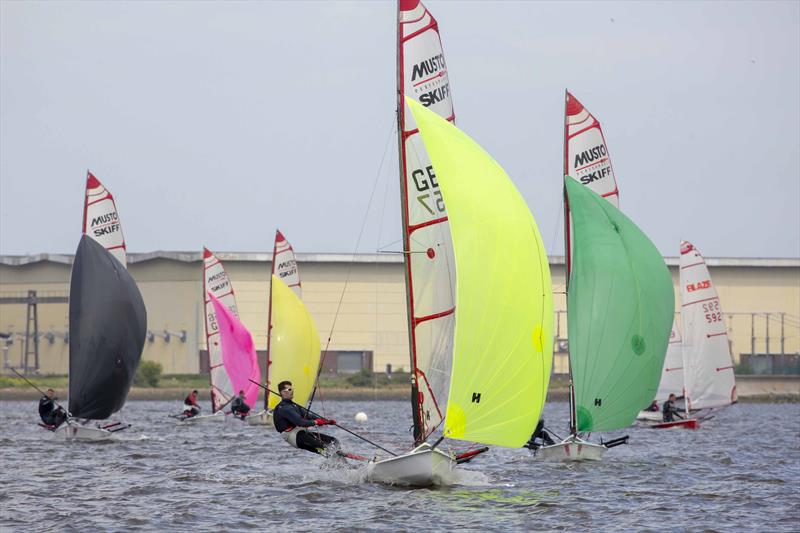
xmin=264 ymin=230 xmax=278 ymax=410
xmin=396 ymin=0 xmax=423 ymax=444
xmin=563 ymin=89 xmax=577 ymax=437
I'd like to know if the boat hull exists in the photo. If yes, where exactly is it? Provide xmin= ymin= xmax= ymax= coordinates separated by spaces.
xmin=245 ymin=410 xmax=273 ymax=426
xmin=176 ymin=411 xmax=225 ymax=424
xmin=649 ymin=418 xmax=699 ymax=430
xmin=367 ymin=443 xmax=455 ymax=487
xmin=636 ymin=410 xmax=662 ymax=422
xmin=54 ymin=421 xmax=114 ymax=442
xmin=536 ymin=436 xmax=607 ymax=461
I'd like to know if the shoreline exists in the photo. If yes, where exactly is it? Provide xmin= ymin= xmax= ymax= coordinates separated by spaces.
xmin=0 ymin=387 xmax=796 ymax=403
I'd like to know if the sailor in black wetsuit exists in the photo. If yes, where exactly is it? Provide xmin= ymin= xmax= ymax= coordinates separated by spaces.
xmin=273 ymin=380 xmax=339 ymax=455
xmin=230 ymin=390 xmax=251 ymax=420
xmin=662 ymin=393 xmax=684 ymax=422
xmin=38 ymin=388 xmax=67 ymax=428
xmin=524 ymin=418 xmax=555 ymax=450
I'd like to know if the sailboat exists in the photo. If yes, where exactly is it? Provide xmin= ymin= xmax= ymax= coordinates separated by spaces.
xmin=54 ymin=172 xmax=146 ymax=441
xmin=366 ymin=96 xmax=554 ymax=485
xmin=536 ymin=176 xmax=674 ymax=460
xmin=185 ymin=247 xmax=241 ymax=423
xmin=247 ymin=230 xmax=320 ymax=426
xmin=637 ymin=322 xmax=686 ymax=423
xmin=641 ymin=241 xmax=737 ymax=428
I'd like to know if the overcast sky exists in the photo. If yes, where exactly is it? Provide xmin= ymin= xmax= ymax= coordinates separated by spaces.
xmin=2 ymin=0 xmax=798 ymax=259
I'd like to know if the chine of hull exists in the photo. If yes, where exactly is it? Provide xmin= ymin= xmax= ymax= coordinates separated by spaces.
xmin=245 ymin=410 xmax=273 ymax=426
xmin=54 ymin=421 xmax=115 ymax=442
xmin=536 ymin=436 xmax=607 ymax=462
xmin=366 ymin=443 xmax=456 ymax=487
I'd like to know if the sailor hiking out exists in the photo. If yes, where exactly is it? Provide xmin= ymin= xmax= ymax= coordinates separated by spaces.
xmin=273 ymin=380 xmax=339 ymax=455
xmin=38 ymin=388 xmax=67 ymax=428
xmin=230 ymin=390 xmax=251 ymax=420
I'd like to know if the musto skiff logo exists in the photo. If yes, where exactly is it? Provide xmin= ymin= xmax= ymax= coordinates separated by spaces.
xmin=411 ymin=53 xmax=450 ymax=107
xmin=90 ymin=212 xmax=120 ymax=237
xmin=573 ymin=143 xmax=612 ymax=184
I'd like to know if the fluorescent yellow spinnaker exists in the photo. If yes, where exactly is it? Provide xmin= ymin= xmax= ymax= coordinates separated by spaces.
xmin=267 ymin=275 xmax=321 ymax=410
xmin=406 ymin=97 xmax=554 ymax=448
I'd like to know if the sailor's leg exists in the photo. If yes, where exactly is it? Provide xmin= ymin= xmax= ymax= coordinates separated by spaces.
xmin=295 ymin=430 xmax=337 ymax=455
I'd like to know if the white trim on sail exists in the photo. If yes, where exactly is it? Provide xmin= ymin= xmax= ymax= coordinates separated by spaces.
xmin=203 ymin=247 xmax=240 ymax=412
xmin=83 ymin=171 xmax=127 ymax=267
xmin=398 ymin=0 xmax=457 ymax=443
xmin=679 ymin=241 xmax=737 ymax=410
xmin=655 ymin=321 xmax=685 ymax=402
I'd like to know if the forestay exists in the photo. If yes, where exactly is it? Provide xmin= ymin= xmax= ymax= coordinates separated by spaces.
xmin=397 ymin=0 xmax=457 ymax=443
xmin=266 ymin=276 xmax=321 ymax=410
xmin=203 ymin=248 xmax=240 ymax=412
xmin=68 ymin=235 xmax=146 ymax=419
xmin=655 ymin=322 xmax=685 ymax=402
xmin=408 ymin=98 xmax=554 ymax=448
xmin=83 ymin=171 xmax=127 ymax=266
xmin=210 ymin=294 xmax=261 ymax=410
xmin=680 ymin=241 xmax=737 ymax=410
xmin=565 ymin=176 xmax=673 ymax=432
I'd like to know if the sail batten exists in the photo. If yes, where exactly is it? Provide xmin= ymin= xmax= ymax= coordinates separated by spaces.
xmin=408 ymin=98 xmax=554 ymax=448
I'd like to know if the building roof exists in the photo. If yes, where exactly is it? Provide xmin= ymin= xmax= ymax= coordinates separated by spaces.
xmin=1 ymin=251 xmax=798 ymax=268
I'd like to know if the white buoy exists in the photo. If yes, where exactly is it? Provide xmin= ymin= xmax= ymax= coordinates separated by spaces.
xmin=355 ymin=412 xmax=368 ymax=423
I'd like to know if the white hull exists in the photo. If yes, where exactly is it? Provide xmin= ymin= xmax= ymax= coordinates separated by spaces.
xmin=54 ymin=421 xmax=114 ymax=442
xmin=636 ymin=410 xmax=662 ymax=422
xmin=245 ymin=410 xmax=273 ymax=426
xmin=536 ymin=436 xmax=607 ymax=462
xmin=366 ymin=443 xmax=456 ymax=487
xmin=177 ymin=411 xmax=225 ymax=424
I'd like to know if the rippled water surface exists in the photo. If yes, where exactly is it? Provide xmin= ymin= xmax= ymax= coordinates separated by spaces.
xmin=1 ymin=400 xmax=798 ymax=531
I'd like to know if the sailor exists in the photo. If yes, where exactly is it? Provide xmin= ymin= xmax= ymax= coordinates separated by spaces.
xmin=230 ymin=390 xmax=251 ymax=420
xmin=662 ymin=393 xmax=684 ymax=422
xmin=524 ymin=418 xmax=555 ymax=450
xmin=183 ymin=390 xmax=201 ymax=418
xmin=38 ymin=388 xmax=67 ymax=428
xmin=273 ymin=380 xmax=339 ymax=456
xmin=645 ymin=400 xmax=660 ymax=412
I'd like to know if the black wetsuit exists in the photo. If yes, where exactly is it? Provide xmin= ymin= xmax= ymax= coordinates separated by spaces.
xmin=662 ymin=399 xmax=683 ymax=422
xmin=230 ymin=396 xmax=251 ymax=418
xmin=273 ymin=399 xmax=339 ymax=455
xmin=524 ymin=419 xmax=555 ymax=450
xmin=38 ymin=396 xmax=67 ymax=428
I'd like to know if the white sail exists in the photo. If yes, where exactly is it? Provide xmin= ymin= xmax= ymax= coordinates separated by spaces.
xmin=272 ymin=229 xmax=301 ymax=298
xmin=655 ymin=321 xmax=685 ymax=402
xmin=679 ymin=241 xmax=737 ymax=410
xmin=203 ymin=247 xmax=240 ymax=412
xmin=82 ymin=171 xmax=127 ymax=266
xmin=398 ymin=0 xmax=457 ymax=443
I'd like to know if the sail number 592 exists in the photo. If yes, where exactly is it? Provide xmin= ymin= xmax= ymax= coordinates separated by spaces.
xmin=412 ymin=165 xmax=445 ymax=215
xmin=703 ymin=300 xmax=722 ymax=323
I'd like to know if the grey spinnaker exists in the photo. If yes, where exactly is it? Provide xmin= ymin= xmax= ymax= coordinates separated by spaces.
xmin=68 ymin=235 xmax=147 ymax=419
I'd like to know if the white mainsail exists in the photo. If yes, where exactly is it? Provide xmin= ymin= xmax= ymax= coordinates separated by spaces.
xmin=272 ymin=229 xmax=302 ymax=298
xmin=655 ymin=321 xmax=685 ymax=402
xmin=397 ymin=0 xmax=457 ymax=443
xmin=82 ymin=171 xmax=127 ymax=266
xmin=203 ymin=247 xmax=240 ymax=412
xmin=679 ymin=241 xmax=737 ymax=410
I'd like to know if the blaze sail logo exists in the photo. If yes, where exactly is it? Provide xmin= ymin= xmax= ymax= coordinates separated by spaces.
xmin=686 ymin=280 xmax=711 ymax=292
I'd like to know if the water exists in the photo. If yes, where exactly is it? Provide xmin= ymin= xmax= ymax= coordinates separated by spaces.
xmin=1 ymin=400 xmax=798 ymax=531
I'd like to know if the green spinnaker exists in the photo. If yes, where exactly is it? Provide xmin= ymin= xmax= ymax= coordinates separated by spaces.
xmin=407 ymin=97 xmax=554 ymax=448
xmin=565 ymin=176 xmax=674 ymax=432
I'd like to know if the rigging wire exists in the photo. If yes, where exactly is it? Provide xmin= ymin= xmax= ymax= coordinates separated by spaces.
xmin=307 ymin=115 xmax=397 ymax=413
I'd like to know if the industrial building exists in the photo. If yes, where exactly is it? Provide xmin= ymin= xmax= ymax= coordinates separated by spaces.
xmin=1 ymin=252 xmax=798 ymax=376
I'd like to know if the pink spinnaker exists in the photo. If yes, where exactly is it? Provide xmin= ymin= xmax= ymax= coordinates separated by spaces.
xmin=209 ymin=293 xmax=261 ymax=410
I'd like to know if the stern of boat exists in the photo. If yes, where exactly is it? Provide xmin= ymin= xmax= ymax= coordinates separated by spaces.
xmin=536 ymin=436 xmax=607 ymax=462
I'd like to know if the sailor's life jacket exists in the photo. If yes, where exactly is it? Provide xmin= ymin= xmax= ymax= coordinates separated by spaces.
xmin=273 ymin=399 xmax=316 ymax=434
